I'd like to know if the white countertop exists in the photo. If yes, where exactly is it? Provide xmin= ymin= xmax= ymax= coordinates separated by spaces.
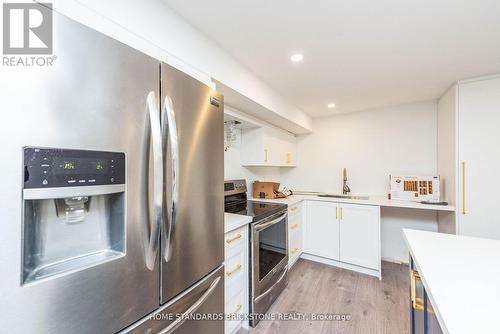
xmin=249 ymin=194 xmax=455 ymax=211
xmin=224 ymin=212 xmax=252 ymax=233
xmin=403 ymin=229 xmax=500 ymax=334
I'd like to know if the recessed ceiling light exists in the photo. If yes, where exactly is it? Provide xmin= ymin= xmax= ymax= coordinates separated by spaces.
xmin=290 ymin=53 xmax=304 ymax=62
xmin=327 ymin=103 xmax=336 ymax=108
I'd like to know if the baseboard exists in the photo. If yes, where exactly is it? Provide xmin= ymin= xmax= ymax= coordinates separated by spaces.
xmin=300 ymin=253 xmax=381 ymax=279
xmin=381 ymin=257 xmax=409 ymax=265
xmin=288 ymin=254 xmax=300 ymax=269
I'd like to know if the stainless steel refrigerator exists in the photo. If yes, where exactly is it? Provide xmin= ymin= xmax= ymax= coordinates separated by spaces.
xmin=0 ymin=5 xmax=224 ymax=334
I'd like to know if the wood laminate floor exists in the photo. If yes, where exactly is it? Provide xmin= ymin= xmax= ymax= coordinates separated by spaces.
xmin=239 ymin=259 xmax=409 ymax=334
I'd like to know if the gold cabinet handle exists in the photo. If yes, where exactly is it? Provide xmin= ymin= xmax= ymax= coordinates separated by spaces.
xmin=226 ymin=263 xmax=242 ymax=277
xmin=410 ymin=269 xmax=424 ymax=310
xmin=291 ymin=247 xmax=300 ymax=254
xmin=461 ymin=161 xmax=467 ymax=215
xmin=290 ymin=223 xmax=299 ymax=230
xmin=414 ymin=298 xmax=424 ymax=311
xmin=228 ymin=303 xmax=242 ymax=316
xmin=340 ymin=207 xmax=343 ymax=220
xmin=225 ymin=233 xmax=241 ymax=244
xmin=336 ymin=207 xmax=343 ymax=220
xmin=286 ymin=153 xmax=292 ymax=164
xmin=264 ymin=149 xmax=268 ymax=162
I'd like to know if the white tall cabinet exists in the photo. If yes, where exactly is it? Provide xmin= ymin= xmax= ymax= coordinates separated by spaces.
xmin=437 ymin=74 xmax=500 ymax=239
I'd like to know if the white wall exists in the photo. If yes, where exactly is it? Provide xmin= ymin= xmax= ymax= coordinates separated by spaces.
xmin=48 ymin=0 xmax=311 ymax=132
xmin=437 ymin=86 xmax=458 ymax=205
xmin=280 ymin=101 xmax=438 ymax=194
xmin=381 ymin=208 xmax=437 ymax=263
xmin=281 ymin=101 xmax=439 ymax=263
xmin=437 ymin=85 xmax=458 ymax=234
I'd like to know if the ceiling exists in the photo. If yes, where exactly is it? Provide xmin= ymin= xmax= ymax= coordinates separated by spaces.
xmin=163 ymin=0 xmax=500 ymax=118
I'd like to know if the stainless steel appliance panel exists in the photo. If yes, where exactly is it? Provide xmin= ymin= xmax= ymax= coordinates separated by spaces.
xmin=252 ymin=266 xmax=288 ymax=319
xmin=160 ymin=63 xmax=224 ymax=303
xmin=250 ymin=210 xmax=288 ymax=327
xmin=121 ymin=266 xmax=224 ymax=334
xmin=251 ymin=211 xmax=288 ymax=295
xmin=255 ymin=213 xmax=287 ymax=281
xmin=0 ymin=7 xmax=160 ymax=333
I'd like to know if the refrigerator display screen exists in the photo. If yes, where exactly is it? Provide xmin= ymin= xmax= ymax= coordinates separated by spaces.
xmin=23 ymin=147 xmax=125 ymax=188
xmin=53 ymin=157 xmax=108 ymax=175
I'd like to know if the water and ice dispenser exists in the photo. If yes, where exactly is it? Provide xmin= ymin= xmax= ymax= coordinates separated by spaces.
xmin=22 ymin=147 xmax=126 ymax=284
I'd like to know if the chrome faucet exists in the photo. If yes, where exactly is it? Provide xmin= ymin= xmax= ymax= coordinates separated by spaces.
xmin=342 ymin=168 xmax=351 ymax=195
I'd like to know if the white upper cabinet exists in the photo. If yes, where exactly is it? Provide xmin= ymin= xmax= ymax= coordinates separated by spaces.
xmin=241 ymin=126 xmax=297 ymax=167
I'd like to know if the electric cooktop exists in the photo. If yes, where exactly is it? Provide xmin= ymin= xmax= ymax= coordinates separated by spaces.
xmin=225 ymin=200 xmax=287 ymax=222
xmin=224 ymin=179 xmax=287 ymax=222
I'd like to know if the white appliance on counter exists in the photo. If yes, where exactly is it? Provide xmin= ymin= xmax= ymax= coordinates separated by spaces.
xmin=390 ymin=175 xmax=440 ymax=202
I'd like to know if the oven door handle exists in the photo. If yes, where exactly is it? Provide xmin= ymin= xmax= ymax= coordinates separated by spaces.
xmin=254 ymin=212 xmax=288 ymax=232
xmin=254 ymin=267 xmax=288 ymax=303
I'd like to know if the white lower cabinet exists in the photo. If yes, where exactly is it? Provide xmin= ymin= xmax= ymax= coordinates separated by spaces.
xmin=225 ymin=291 xmax=244 ymax=334
xmin=303 ymin=200 xmax=381 ymax=277
xmin=287 ymin=202 xmax=303 ymax=267
xmin=338 ymin=203 xmax=380 ymax=270
xmin=224 ymin=225 xmax=249 ymax=334
xmin=304 ymin=201 xmax=339 ymax=260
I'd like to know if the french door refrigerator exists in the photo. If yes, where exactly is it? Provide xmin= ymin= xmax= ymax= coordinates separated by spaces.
xmin=0 ymin=5 xmax=224 ymax=334
xmin=121 ymin=64 xmax=225 ymax=333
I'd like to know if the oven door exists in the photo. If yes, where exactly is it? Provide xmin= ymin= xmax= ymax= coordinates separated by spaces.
xmin=251 ymin=211 xmax=289 ymax=299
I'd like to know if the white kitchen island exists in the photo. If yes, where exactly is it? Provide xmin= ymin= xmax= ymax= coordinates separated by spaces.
xmin=403 ymin=229 xmax=500 ymax=334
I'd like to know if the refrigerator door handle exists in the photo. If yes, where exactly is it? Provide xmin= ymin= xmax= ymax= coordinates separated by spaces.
xmin=163 ymin=96 xmax=179 ymax=263
xmin=158 ymin=276 xmax=221 ymax=334
xmin=145 ymin=91 xmax=163 ymax=271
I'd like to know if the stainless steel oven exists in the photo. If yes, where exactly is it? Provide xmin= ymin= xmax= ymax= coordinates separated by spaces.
xmin=250 ymin=209 xmax=288 ymax=327
xmin=223 ymin=179 xmax=289 ymax=327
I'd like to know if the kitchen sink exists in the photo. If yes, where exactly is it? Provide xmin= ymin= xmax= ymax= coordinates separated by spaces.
xmin=317 ymin=194 xmax=369 ymax=200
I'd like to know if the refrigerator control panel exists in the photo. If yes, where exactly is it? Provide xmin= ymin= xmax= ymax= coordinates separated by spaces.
xmin=23 ymin=147 xmax=125 ymax=189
